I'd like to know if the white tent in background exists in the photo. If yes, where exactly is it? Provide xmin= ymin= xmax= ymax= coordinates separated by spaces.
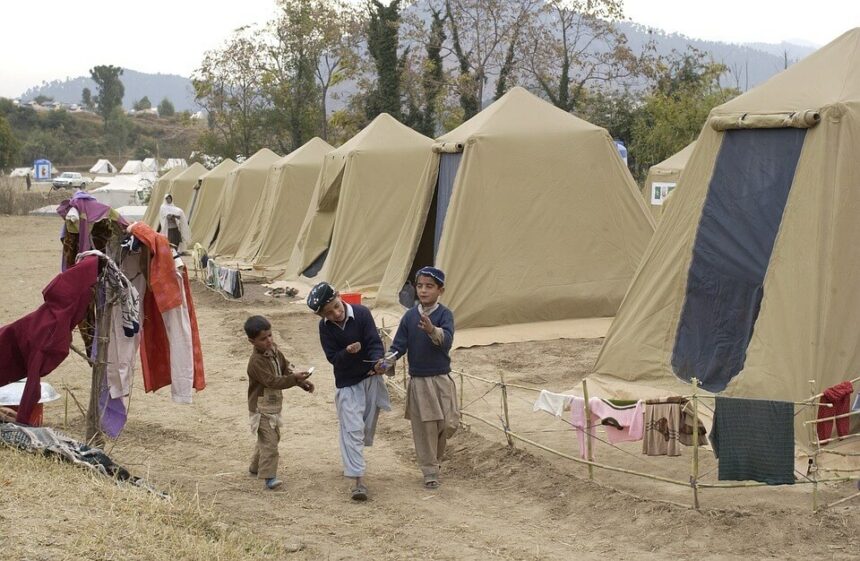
xmin=10 ymin=167 xmax=32 ymax=177
xmin=89 ymin=175 xmax=151 ymax=207
xmin=120 ymin=160 xmax=143 ymax=174
xmin=115 ymin=205 xmax=147 ymax=221
xmin=161 ymin=158 xmax=187 ymax=171
xmin=89 ymin=159 xmax=117 ymax=174
xmin=141 ymin=158 xmax=159 ymax=172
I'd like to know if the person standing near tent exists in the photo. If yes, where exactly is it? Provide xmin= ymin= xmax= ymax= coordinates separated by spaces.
xmin=159 ymin=194 xmax=191 ymax=251
xmin=244 ymin=315 xmax=314 ymax=490
xmin=378 ymin=266 xmax=459 ymax=489
xmin=25 ymin=172 xmax=31 ymax=192
xmin=307 ymin=282 xmax=391 ymax=501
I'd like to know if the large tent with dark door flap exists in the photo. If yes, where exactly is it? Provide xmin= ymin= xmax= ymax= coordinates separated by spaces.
xmin=240 ymin=137 xmax=334 ymax=269
xmin=375 ymin=87 xmax=656 ymax=347
xmin=284 ymin=114 xmax=433 ymax=292
xmin=587 ymin=29 xmax=860 ymax=450
xmin=167 ymin=162 xmax=208 ymax=214
xmin=188 ymin=159 xmax=238 ymax=245
xmin=643 ymin=141 xmax=696 ymax=219
xmin=203 ymin=149 xmax=281 ymax=257
xmin=142 ymin=167 xmax=184 ymax=227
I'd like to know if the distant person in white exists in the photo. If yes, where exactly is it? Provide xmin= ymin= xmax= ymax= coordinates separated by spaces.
xmin=159 ymin=194 xmax=191 ymax=251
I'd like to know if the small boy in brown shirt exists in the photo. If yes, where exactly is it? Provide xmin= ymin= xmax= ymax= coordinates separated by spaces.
xmin=245 ymin=315 xmax=314 ymax=490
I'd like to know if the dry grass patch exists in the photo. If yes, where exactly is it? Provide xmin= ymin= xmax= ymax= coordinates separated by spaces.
xmin=0 ymin=447 xmax=291 ymax=560
xmin=0 ymin=177 xmax=70 ymax=215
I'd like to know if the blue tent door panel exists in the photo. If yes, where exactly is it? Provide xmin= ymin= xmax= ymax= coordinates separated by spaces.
xmin=671 ymin=128 xmax=806 ymax=392
xmin=434 ymin=153 xmax=462 ymax=257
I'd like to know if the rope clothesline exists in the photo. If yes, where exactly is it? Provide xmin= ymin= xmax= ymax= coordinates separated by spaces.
xmin=448 ymin=366 xmax=859 ymax=512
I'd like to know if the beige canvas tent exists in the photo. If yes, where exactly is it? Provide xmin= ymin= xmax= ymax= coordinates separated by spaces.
xmin=204 ymin=149 xmax=281 ymax=257
xmin=642 ymin=141 xmax=696 ymax=219
xmin=376 ymin=87 xmax=655 ymax=346
xmin=142 ymin=167 xmax=184 ymax=227
xmin=188 ymin=159 xmax=238 ymax=245
xmin=285 ymin=114 xmax=433 ymax=291
xmin=237 ymin=137 xmax=334 ymax=268
xmin=167 ymin=162 xmax=208 ymax=213
xmin=588 ymin=29 xmax=860 ymax=449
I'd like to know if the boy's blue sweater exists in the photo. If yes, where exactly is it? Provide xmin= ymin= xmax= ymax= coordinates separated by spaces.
xmin=389 ymin=304 xmax=454 ymax=376
xmin=318 ymin=304 xmax=384 ymax=388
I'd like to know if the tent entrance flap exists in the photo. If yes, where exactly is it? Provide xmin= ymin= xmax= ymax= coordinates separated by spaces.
xmin=671 ymin=128 xmax=806 ymax=392
xmin=302 ymin=248 xmax=328 ymax=278
xmin=434 ymin=153 xmax=462 ymax=256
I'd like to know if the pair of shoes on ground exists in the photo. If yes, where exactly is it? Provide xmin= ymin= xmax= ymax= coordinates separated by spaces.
xmin=351 ymin=483 xmax=368 ymax=501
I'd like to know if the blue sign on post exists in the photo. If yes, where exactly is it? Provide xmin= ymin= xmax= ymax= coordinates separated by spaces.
xmin=34 ymin=159 xmax=52 ymax=180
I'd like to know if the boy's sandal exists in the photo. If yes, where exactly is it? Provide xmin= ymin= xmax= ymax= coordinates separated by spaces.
xmin=351 ymin=484 xmax=368 ymax=501
xmin=423 ymin=476 xmax=440 ymax=489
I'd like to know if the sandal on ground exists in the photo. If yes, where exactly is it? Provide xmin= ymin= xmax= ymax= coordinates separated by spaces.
xmin=351 ymin=484 xmax=368 ymax=501
xmin=423 ymin=476 xmax=440 ymax=489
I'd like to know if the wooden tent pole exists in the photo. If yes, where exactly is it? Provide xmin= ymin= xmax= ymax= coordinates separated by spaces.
xmin=690 ymin=378 xmax=701 ymax=510
xmin=582 ymin=378 xmax=594 ymax=480
xmin=499 ymin=371 xmax=514 ymax=448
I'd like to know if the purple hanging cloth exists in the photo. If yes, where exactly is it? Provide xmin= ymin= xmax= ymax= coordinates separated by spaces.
xmin=57 ymin=191 xmax=129 ymax=271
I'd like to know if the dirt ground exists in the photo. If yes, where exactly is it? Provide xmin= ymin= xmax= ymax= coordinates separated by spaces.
xmin=1 ymin=215 xmax=858 ymax=560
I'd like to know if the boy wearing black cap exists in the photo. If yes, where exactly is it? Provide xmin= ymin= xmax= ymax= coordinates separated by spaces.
xmin=307 ymin=282 xmax=391 ymax=501
xmin=380 ymin=266 xmax=459 ymax=489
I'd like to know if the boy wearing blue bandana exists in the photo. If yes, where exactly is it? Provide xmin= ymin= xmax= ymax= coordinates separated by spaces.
xmin=307 ymin=282 xmax=391 ymax=501
xmin=380 ymin=266 xmax=459 ymax=489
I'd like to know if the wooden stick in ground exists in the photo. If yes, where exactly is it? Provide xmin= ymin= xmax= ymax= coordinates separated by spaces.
xmin=85 ymin=276 xmax=113 ymax=446
xmin=459 ymin=371 xmax=464 ymax=412
xmin=582 ymin=378 xmax=594 ymax=480
xmin=499 ymin=371 xmax=514 ymax=448
xmin=691 ymin=378 xmax=701 ymax=510
xmin=808 ymin=379 xmax=820 ymax=512
xmin=817 ymin=490 xmax=860 ymax=512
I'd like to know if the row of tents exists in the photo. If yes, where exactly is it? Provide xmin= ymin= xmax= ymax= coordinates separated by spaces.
xmin=143 ymin=29 xmax=860 ymax=449
xmin=90 ymin=158 xmax=188 ymax=176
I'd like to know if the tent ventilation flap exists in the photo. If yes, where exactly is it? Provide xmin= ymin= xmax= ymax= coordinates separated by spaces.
xmin=432 ymin=142 xmax=464 ymax=154
xmin=710 ymin=110 xmax=820 ymax=131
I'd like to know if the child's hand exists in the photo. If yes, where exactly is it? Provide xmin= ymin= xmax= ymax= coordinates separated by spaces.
xmin=418 ymin=313 xmax=435 ymax=334
xmin=346 ymin=342 xmax=362 ymax=354
xmin=372 ymin=359 xmax=387 ymax=374
xmin=300 ymin=381 xmax=315 ymax=393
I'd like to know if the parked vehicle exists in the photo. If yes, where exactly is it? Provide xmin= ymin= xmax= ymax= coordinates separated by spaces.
xmin=52 ymin=172 xmax=89 ymax=189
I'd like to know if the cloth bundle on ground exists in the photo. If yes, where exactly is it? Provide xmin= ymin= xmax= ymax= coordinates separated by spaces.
xmin=129 ymin=222 xmax=205 ymax=403
xmin=0 ymin=256 xmax=99 ymax=423
xmin=0 ymin=422 xmax=165 ymax=497
xmin=817 ymin=381 xmax=854 ymax=442
xmin=709 ymin=397 xmax=795 ymax=485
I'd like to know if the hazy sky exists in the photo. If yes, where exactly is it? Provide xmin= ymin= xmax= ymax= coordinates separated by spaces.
xmin=1 ymin=0 xmax=858 ymax=98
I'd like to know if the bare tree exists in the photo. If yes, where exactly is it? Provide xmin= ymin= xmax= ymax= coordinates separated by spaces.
xmin=522 ymin=0 xmax=639 ymax=113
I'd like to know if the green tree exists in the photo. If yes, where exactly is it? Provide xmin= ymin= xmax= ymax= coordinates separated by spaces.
xmin=420 ymin=8 xmax=446 ymax=135
xmin=0 ymin=113 xmax=20 ymax=171
xmin=366 ymin=0 xmax=403 ymax=119
xmin=193 ymin=27 xmax=267 ymax=158
xmin=105 ymin=106 xmax=133 ymax=157
xmin=89 ymin=65 xmax=125 ymax=125
xmin=33 ymin=95 xmax=54 ymax=105
xmin=134 ymin=96 xmax=152 ymax=110
xmin=81 ymin=87 xmax=94 ymax=110
xmin=629 ymin=48 xmax=738 ymax=180
xmin=158 ymin=98 xmax=175 ymax=117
